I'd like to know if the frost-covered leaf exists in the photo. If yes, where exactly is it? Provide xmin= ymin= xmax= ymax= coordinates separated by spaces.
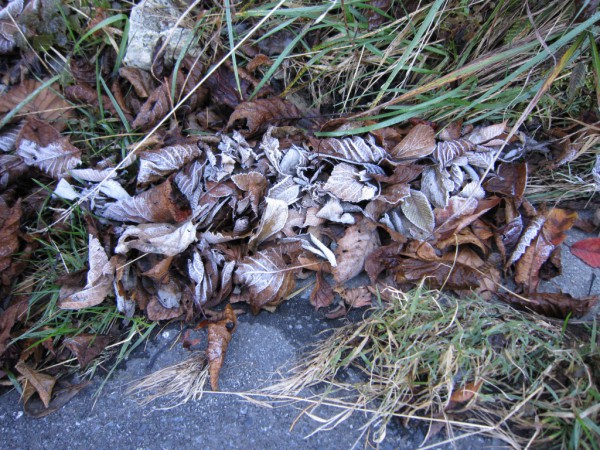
xmin=156 ymin=280 xmax=182 ymax=309
xmin=138 ymin=144 xmax=203 ymax=185
xmin=0 ymin=122 xmax=23 ymax=152
xmin=115 ymin=220 xmax=197 ymax=256
xmin=70 ymin=168 xmax=116 ymax=182
xmin=302 ymin=233 xmax=337 ymax=267
xmin=316 ymin=197 xmax=355 ymax=224
xmin=465 ymin=122 xmax=506 ymax=145
xmin=317 ymin=135 xmax=387 ymax=164
xmin=459 ymin=181 xmax=485 ymax=200
xmin=102 ymin=178 xmax=190 ymax=223
xmin=0 ymin=154 xmax=27 ymax=190
xmin=267 ymin=176 xmax=300 ymax=205
xmin=234 ymin=248 xmax=295 ymax=311
xmin=421 ymin=167 xmax=451 ymax=209
xmin=259 ymin=127 xmax=282 ymax=172
xmin=280 ymin=145 xmax=308 ymax=175
xmin=97 ymin=180 xmax=131 ymax=201
xmin=16 ymin=118 xmax=81 ymax=178
xmin=324 ymin=163 xmax=377 ymax=203
xmin=249 ymin=198 xmax=288 ymax=249
xmin=53 ymin=179 xmax=79 ymax=201
xmin=390 ymin=124 xmax=436 ymax=160
xmin=59 ymin=235 xmax=115 ymax=309
xmin=188 ymin=251 xmax=206 ymax=305
xmin=432 ymin=140 xmax=475 ymax=168
xmin=401 ymin=189 xmax=434 ymax=234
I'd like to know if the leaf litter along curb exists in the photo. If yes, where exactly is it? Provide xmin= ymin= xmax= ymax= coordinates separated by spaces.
xmin=0 ymin=0 xmax=598 ymax=445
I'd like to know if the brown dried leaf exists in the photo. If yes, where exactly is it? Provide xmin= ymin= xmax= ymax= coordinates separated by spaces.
xmin=333 ymin=220 xmax=380 ymax=284
xmin=0 ymin=197 xmax=21 ymax=274
xmin=226 ymin=97 xmax=302 ymax=137
xmin=132 ymin=84 xmax=170 ymax=130
xmin=0 ymin=297 xmax=28 ymax=359
xmin=119 ymin=66 xmax=154 ymax=98
xmin=16 ymin=118 xmax=81 ymax=178
xmin=146 ymin=295 xmax=183 ymax=321
xmin=389 ymin=124 xmax=436 ymax=160
xmin=16 ymin=361 xmax=56 ymax=409
xmin=366 ymin=0 xmax=392 ymax=30
xmin=0 ymin=80 xmax=72 ymax=129
xmin=103 ymin=178 xmax=191 ymax=224
xmin=501 ymin=292 xmax=598 ymax=319
xmin=514 ymin=209 xmax=577 ymax=292
xmin=483 ymin=163 xmax=527 ymax=203
xmin=571 ymin=238 xmax=600 ymax=268
xmin=435 ymin=197 xmax=501 ymax=242
xmin=310 ymin=271 xmax=334 ymax=310
xmin=335 ymin=286 xmax=372 ymax=308
xmin=64 ymin=334 xmax=111 ymax=368
xmin=207 ymin=304 xmax=237 ymax=390
xmin=59 ymin=235 xmax=115 ymax=310
xmin=23 ymin=380 xmax=91 ymax=418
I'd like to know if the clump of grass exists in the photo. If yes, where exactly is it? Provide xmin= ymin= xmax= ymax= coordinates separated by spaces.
xmin=262 ymin=287 xmax=600 ymax=448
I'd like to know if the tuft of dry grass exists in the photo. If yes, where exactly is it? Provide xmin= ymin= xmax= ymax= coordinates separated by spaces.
xmin=261 ymin=287 xmax=600 ymax=448
xmin=126 ymin=352 xmax=209 ymax=409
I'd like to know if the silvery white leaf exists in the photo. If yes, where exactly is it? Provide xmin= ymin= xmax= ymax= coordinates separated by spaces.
xmin=17 ymin=139 xmax=81 ymax=179
xmin=401 ymin=189 xmax=434 ymax=234
xmin=260 ymin=127 xmax=282 ymax=172
xmin=280 ymin=145 xmax=308 ymax=175
xmin=156 ymin=280 xmax=181 ymax=309
xmin=459 ymin=181 xmax=486 ymax=200
xmin=320 ymin=135 xmax=387 ymax=164
xmin=115 ymin=220 xmax=197 ymax=256
xmin=138 ymin=144 xmax=202 ymax=184
xmin=53 ymin=179 xmax=80 ymax=200
xmin=98 ymin=179 xmax=131 ymax=201
xmin=70 ymin=168 xmax=116 ymax=182
xmin=249 ymin=197 xmax=288 ymax=249
xmin=268 ymin=176 xmax=300 ymax=205
xmin=316 ymin=197 xmax=355 ymax=224
xmin=308 ymin=233 xmax=337 ymax=267
xmin=421 ymin=167 xmax=449 ymax=209
xmin=323 ymin=163 xmax=377 ymax=203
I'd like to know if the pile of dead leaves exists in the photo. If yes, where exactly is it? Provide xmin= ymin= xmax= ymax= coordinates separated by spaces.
xmin=1 ymin=3 xmax=599 ymax=415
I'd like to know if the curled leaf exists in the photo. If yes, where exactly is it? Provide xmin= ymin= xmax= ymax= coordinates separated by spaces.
xmin=59 ymin=235 xmax=115 ymax=310
xmin=115 ymin=220 xmax=197 ymax=256
xmin=207 ymin=304 xmax=237 ymax=390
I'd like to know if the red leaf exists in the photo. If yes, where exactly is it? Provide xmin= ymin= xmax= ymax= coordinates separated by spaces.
xmin=571 ymin=238 xmax=600 ymax=268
